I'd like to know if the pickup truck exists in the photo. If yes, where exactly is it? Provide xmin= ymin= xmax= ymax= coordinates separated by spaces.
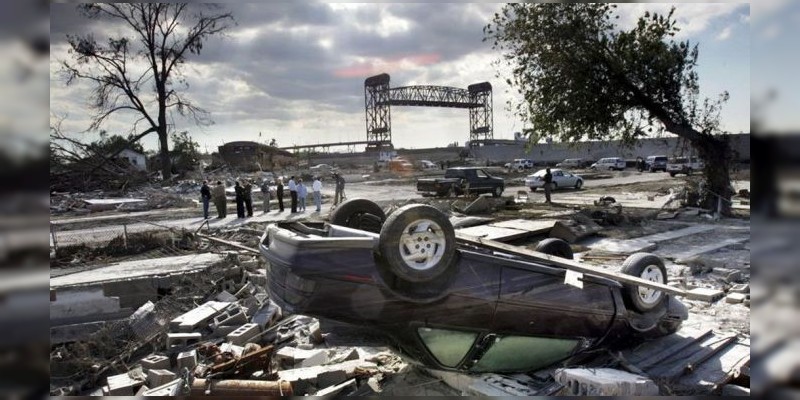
xmin=666 ymin=156 xmax=704 ymax=177
xmin=417 ymin=167 xmax=505 ymax=197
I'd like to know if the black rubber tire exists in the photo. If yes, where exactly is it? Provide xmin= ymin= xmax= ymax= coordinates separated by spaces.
xmin=669 ymin=172 xmax=676 ymax=177
xmin=378 ymin=204 xmax=456 ymax=283
xmin=620 ymin=253 xmax=668 ymax=313
xmin=492 ymin=186 xmax=503 ymax=198
xmin=329 ymin=198 xmax=386 ymax=234
xmin=687 ymin=168 xmax=693 ymax=176
xmin=575 ymin=180 xmax=583 ymax=189
xmin=534 ymin=238 xmax=574 ymax=260
xmin=530 ymin=187 xmax=537 ymax=192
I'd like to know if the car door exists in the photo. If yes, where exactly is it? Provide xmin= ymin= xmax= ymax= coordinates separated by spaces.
xmin=560 ymin=171 xmax=576 ymax=187
xmin=473 ymin=169 xmax=492 ymax=192
xmin=552 ymin=170 xmax=564 ymax=187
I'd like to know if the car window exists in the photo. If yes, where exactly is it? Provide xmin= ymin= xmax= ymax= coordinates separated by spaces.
xmin=445 ymin=170 xmax=464 ymax=179
xmin=554 ymin=171 xmax=563 ymax=176
xmin=476 ymin=170 xmax=489 ymax=178
xmin=417 ymin=328 xmax=478 ymax=368
xmin=470 ymin=335 xmax=580 ymax=372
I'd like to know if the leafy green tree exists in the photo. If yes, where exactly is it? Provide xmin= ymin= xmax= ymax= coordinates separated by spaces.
xmin=170 ymin=130 xmax=200 ymax=174
xmin=486 ymin=3 xmax=735 ymax=213
xmin=59 ymin=3 xmax=233 ymax=183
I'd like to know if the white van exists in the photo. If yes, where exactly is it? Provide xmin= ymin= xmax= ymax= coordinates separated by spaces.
xmin=590 ymin=157 xmax=626 ymax=171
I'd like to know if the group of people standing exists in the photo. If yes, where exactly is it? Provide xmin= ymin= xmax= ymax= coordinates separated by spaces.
xmin=201 ymin=174 xmax=337 ymax=219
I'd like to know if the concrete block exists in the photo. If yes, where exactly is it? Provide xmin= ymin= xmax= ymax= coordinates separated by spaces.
xmin=316 ymin=370 xmax=348 ymax=388
xmin=135 ymin=385 xmax=149 ymax=395
xmin=342 ymin=348 xmax=360 ymax=361
xmin=215 ymin=290 xmax=238 ymax=302
xmin=277 ymin=360 xmax=377 ymax=384
xmin=300 ymin=350 xmax=329 ymax=367
xmin=730 ymin=283 xmax=750 ymax=294
xmin=176 ymin=349 xmax=197 ymax=371
xmin=726 ymin=293 xmax=748 ymax=304
xmin=297 ymin=342 xmax=315 ymax=350
xmin=166 ymin=332 xmax=202 ymax=349
xmin=712 ymin=267 xmax=742 ymax=283
xmin=170 ymin=301 xmax=232 ymax=333
xmin=314 ymin=379 xmax=356 ymax=396
xmin=142 ymin=379 xmax=183 ymax=396
xmin=308 ymin=320 xmax=324 ymax=343
xmin=212 ymin=306 xmax=248 ymax=328
xmin=554 ymin=368 xmax=659 ymax=396
xmin=211 ymin=325 xmax=240 ymax=338
xmin=140 ymin=354 xmax=170 ymax=371
xmin=549 ymin=219 xmax=602 ymax=243
xmin=106 ymin=371 xmax=145 ymax=396
xmin=226 ymin=323 xmax=261 ymax=345
xmin=147 ymin=369 xmax=176 ymax=388
xmin=687 ymin=287 xmax=725 ymax=302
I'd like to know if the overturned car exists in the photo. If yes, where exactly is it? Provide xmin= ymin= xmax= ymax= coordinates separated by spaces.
xmin=260 ymin=199 xmax=687 ymax=373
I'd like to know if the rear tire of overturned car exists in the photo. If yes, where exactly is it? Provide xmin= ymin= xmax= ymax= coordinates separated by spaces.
xmin=621 ymin=252 xmax=668 ymax=313
xmin=330 ymin=198 xmax=386 ymax=234
xmin=534 ymin=238 xmax=574 ymax=259
xmin=379 ymin=204 xmax=456 ymax=283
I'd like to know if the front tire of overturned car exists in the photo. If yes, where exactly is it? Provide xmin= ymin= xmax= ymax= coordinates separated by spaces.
xmin=534 ymin=238 xmax=574 ymax=259
xmin=378 ymin=204 xmax=456 ymax=283
xmin=621 ymin=252 xmax=668 ymax=313
xmin=329 ymin=198 xmax=387 ymax=234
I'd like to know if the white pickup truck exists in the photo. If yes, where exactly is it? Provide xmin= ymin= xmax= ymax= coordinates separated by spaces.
xmin=666 ymin=156 xmax=704 ymax=177
xmin=504 ymin=158 xmax=533 ymax=171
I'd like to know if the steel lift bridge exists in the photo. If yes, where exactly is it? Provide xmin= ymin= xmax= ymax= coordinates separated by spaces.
xmin=364 ymin=73 xmax=493 ymax=150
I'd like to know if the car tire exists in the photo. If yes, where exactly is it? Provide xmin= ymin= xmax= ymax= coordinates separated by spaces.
xmin=575 ymin=180 xmax=583 ymax=189
xmin=329 ymin=198 xmax=386 ymax=234
xmin=669 ymin=172 xmax=676 ymax=177
xmin=534 ymin=238 xmax=574 ymax=259
xmin=493 ymin=186 xmax=503 ymax=198
xmin=620 ymin=253 xmax=667 ymax=313
xmin=378 ymin=204 xmax=456 ymax=283
xmin=687 ymin=168 xmax=693 ymax=176
xmin=530 ymin=187 xmax=537 ymax=192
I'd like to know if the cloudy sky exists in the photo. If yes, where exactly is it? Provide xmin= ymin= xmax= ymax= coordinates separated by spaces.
xmin=50 ymin=2 xmax=752 ymax=153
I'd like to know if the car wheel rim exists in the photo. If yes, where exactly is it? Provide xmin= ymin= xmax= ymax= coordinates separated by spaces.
xmin=399 ymin=219 xmax=446 ymax=271
xmin=637 ymin=265 xmax=664 ymax=305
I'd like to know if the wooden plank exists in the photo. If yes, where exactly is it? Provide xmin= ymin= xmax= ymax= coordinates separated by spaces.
xmin=454 ymin=231 xmax=695 ymax=299
xmin=490 ymin=219 xmax=558 ymax=234
xmin=455 ymin=225 xmax=532 ymax=242
xmin=197 ymin=233 xmax=260 ymax=254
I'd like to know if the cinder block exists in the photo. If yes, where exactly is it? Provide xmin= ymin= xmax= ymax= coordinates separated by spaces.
xmin=106 ymin=371 xmax=145 ymax=396
xmin=726 ymin=293 xmax=747 ymax=304
xmin=166 ymin=332 xmax=202 ymax=349
xmin=211 ymin=306 xmax=248 ymax=328
xmin=140 ymin=354 xmax=170 ymax=371
xmin=226 ymin=323 xmax=261 ymax=346
xmin=687 ymin=287 xmax=725 ymax=302
xmin=176 ymin=349 xmax=197 ymax=371
xmin=211 ymin=325 xmax=239 ymax=338
xmin=308 ymin=320 xmax=324 ymax=344
xmin=147 ymin=369 xmax=176 ymax=388
xmin=276 ymin=347 xmax=327 ymax=366
xmin=554 ymin=368 xmax=659 ymax=396
xmin=300 ymin=350 xmax=329 ymax=367
xmin=317 ymin=369 xmax=348 ymax=388
xmin=169 ymin=301 xmax=232 ymax=332
xmin=730 ymin=283 xmax=749 ymax=294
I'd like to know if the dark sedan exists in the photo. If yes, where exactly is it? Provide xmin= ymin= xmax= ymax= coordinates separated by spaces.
xmin=260 ymin=201 xmax=687 ymax=373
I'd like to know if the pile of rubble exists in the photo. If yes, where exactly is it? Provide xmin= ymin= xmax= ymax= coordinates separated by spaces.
xmin=50 ymin=256 xmax=408 ymax=396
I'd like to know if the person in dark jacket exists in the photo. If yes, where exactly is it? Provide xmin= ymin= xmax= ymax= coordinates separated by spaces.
xmin=543 ymin=168 xmax=553 ymax=204
xmin=234 ymin=180 xmax=246 ymax=218
xmin=276 ymin=178 xmax=285 ymax=212
xmin=212 ymin=181 xmax=226 ymax=218
xmin=200 ymin=180 xmax=212 ymax=219
xmin=243 ymin=179 xmax=254 ymax=217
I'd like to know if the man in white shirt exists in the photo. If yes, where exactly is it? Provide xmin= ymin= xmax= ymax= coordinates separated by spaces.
xmin=288 ymin=176 xmax=298 ymax=213
xmin=312 ymin=176 xmax=322 ymax=212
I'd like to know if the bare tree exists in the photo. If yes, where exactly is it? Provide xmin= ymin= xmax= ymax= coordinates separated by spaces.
xmin=59 ymin=3 xmax=234 ymax=181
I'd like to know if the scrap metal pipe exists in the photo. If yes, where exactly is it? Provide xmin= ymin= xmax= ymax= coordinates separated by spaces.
xmin=190 ymin=379 xmax=292 ymax=396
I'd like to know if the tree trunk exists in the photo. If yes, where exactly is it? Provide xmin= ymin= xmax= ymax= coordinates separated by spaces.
xmin=158 ymin=128 xmax=171 ymax=181
xmin=693 ymin=134 xmax=733 ymax=216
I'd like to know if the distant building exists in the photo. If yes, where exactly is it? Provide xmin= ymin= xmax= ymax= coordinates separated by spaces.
xmin=217 ymin=141 xmax=295 ymax=172
xmin=117 ymin=148 xmax=147 ymax=171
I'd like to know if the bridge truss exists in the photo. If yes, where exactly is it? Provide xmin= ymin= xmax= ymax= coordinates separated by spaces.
xmin=364 ymin=73 xmax=492 ymax=149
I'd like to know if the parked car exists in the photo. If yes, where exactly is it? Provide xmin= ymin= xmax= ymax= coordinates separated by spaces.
xmin=590 ymin=157 xmax=626 ymax=171
xmin=260 ymin=200 xmax=688 ymax=374
xmin=504 ymin=159 xmax=534 ymax=171
xmin=524 ymin=169 xmax=583 ymax=191
xmin=419 ymin=160 xmax=438 ymax=170
xmin=666 ymin=156 xmax=704 ymax=177
xmin=416 ymin=167 xmax=505 ymax=198
xmin=645 ymin=155 xmax=669 ymax=172
xmin=556 ymin=158 xmax=586 ymax=168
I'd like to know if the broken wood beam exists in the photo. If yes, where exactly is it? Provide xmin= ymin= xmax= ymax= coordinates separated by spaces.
xmin=190 ymin=378 xmax=292 ymax=396
xmin=454 ymin=231 xmax=699 ymax=300
xmin=197 ymin=233 xmax=259 ymax=254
